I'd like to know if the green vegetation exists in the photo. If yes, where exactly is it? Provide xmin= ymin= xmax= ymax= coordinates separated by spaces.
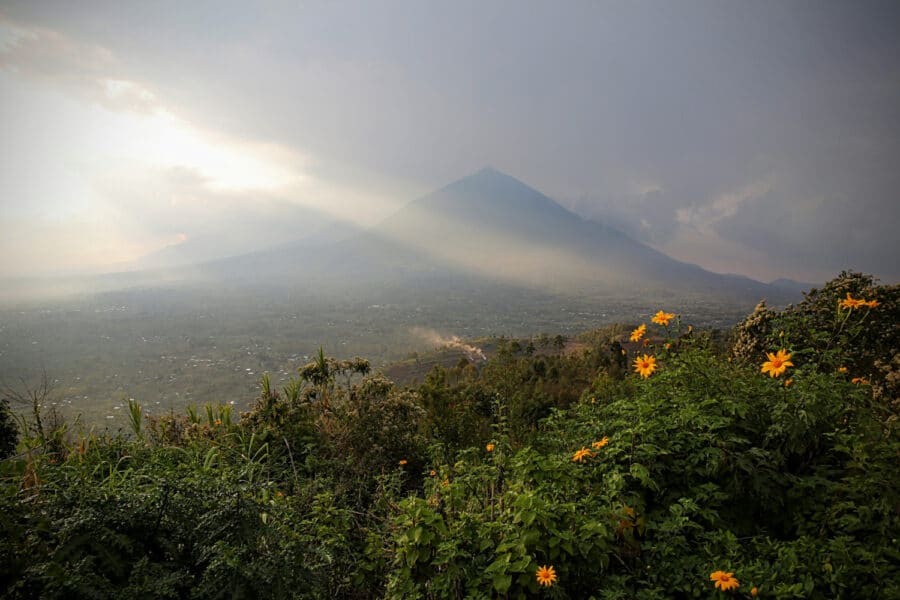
xmin=1 ymin=273 xmax=897 ymax=599
xmin=0 ymin=282 xmax=756 ymax=426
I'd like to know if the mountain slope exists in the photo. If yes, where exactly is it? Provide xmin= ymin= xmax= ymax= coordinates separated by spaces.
xmin=356 ymin=167 xmax=779 ymax=300
xmin=126 ymin=167 xmax=795 ymax=307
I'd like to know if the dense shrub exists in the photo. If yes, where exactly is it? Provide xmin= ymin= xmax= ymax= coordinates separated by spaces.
xmin=1 ymin=273 xmax=897 ymax=598
xmin=732 ymin=271 xmax=899 ymax=404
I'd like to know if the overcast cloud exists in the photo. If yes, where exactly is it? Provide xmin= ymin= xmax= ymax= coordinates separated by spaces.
xmin=1 ymin=0 xmax=898 ymax=282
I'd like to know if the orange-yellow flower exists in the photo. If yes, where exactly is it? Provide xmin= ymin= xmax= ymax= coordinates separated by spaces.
xmin=572 ymin=447 xmax=593 ymax=462
xmin=761 ymin=349 xmax=793 ymax=378
xmin=633 ymin=354 xmax=657 ymax=378
xmin=710 ymin=571 xmax=740 ymax=592
xmin=651 ymin=310 xmax=676 ymax=326
xmin=536 ymin=565 xmax=557 ymax=586
xmin=784 ymin=378 xmax=793 ymax=388
xmin=838 ymin=366 xmax=848 ymax=373
xmin=839 ymin=293 xmax=866 ymax=310
xmin=485 ymin=443 xmax=495 ymax=452
xmin=592 ymin=437 xmax=609 ymax=449
xmin=865 ymin=299 xmax=880 ymax=308
xmin=630 ymin=324 xmax=646 ymax=342
xmin=851 ymin=377 xmax=869 ymax=385
xmin=398 ymin=459 xmax=407 ymax=465
xmin=751 ymin=587 xmax=758 ymax=597
xmin=429 ymin=469 xmax=437 ymax=477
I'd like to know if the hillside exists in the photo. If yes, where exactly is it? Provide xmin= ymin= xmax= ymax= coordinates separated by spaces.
xmin=1 ymin=273 xmax=896 ymax=599
xmin=183 ymin=167 xmax=798 ymax=308
xmin=370 ymin=167 xmax=777 ymax=298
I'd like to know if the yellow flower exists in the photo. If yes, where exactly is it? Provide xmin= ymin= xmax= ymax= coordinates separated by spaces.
xmin=633 ymin=354 xmax=657 ymax=378
xmin=761 ymin=349 xmax=793 ymax=378
xmin=865 ymin=299 xmax=880 ymax=308
xmin=784 ymin=378 xmax=793 ymax=388
xmin=592 ymin=437 xmax=609 ymax=449
xmin=535 ymin=565 xmax=557 ymax=587
xmin=839 ymin=293 xmax=866 ymax=310
xmin=630 ymin=324 xmax=646 ymax=342
xmin=572 ymin=447 xmax=593 ymax=462
xmin=486 ymin=443 xmax=495 ymax=452
xmin=398 ymin=459 xmax=407 ymax=465
xmin=214 ymin=419 xmax=222 ymax=426
xmin=851 ymin=377 xmax=869 ymax=385
xmin=441 ymin=479 xmax=450 ymax=487
xmin=429 ymin=469 xmax=437 ymax=477
xmin=651 ymin=310 xmax=676 ymax=326
xmin=710 ymin=571 xmax=740 ymax=592
xmin=838 ymin=366 xmax=848 ymax=373
xmin=751 ymin=587 xmax=758 ymax=597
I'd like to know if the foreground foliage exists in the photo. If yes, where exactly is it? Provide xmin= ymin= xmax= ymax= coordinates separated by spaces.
xmin=1 ymin=273 xmax=898 ymax=599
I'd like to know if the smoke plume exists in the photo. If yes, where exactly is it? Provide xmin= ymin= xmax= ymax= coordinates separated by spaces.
xmin=411 ymin=327 xmax=487 ymax=363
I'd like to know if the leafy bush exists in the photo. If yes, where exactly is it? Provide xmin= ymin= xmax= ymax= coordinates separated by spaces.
xmin=2 ymin=273 xmax=898 ymax=599
xmin=732 ymin=271 xmax=899 ymax=404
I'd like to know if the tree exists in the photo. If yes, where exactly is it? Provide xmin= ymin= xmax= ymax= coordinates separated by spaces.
xmin=298 ymin=347 xmax=336 ymax=410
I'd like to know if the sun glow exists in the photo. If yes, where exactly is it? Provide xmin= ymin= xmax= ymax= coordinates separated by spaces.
xmin=93 ymin=83 xmax=304 ymax=192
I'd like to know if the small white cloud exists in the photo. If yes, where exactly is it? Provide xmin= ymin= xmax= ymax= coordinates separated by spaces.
xmin=632 ymin=181 xmax=663 ymax=196
xmin=676 ymin=176 xmax=774 ymax=235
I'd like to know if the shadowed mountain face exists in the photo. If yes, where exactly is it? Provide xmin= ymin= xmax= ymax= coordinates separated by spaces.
xmin=197 ymin=167 xmax=794 ymax=305
xmin=1 ymin=167 xmax=796 ymax=308
xmin=370 ymin=167 xmax=689 ymax=289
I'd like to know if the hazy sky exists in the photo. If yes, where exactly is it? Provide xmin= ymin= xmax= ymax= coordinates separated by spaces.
xmin=1 ymin=1 xmax=898 ymax=283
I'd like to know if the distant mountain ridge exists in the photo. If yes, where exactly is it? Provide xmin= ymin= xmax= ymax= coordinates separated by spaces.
xmin=191 ymin=167 xmax=797 ymax=306
xmin=362 ymin=168 xmax=781 ymax=297
xmin=769 ymin=278 xmax=820 ymax=294
xmin=8 ymin=167 xmax=799 ymax=309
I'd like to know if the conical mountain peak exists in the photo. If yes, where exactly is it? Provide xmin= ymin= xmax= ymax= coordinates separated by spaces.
xmin=190 ymin=166 xmax=791 ymax=306
xmin=447 ymin=166 xmax=532 ymax=190
xmin=416 ymin=167 xmax=572 ymax=220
